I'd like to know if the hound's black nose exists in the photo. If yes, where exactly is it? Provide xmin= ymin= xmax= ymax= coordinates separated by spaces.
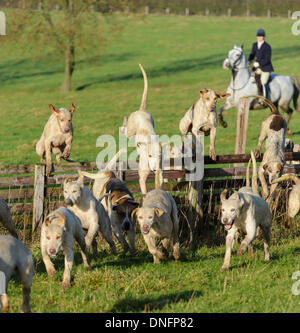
xmin=65 ymin=199 xmax=74 ymax=206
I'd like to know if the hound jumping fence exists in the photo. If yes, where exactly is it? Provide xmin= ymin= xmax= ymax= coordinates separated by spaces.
xmin=1 ymin=152 xmax=300 ymax=244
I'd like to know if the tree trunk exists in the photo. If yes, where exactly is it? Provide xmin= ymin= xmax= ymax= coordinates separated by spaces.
xmin=61 ymin=43 xmax=75 ymax=92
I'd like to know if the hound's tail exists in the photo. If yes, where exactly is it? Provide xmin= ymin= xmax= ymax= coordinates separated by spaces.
xmin=251 ymin=150 xmax=259 ymax=196
xmin=244 ymin=95 xmax=279 ymax=114
xmin=104 ymin=148 xmax=126 ymax=171
xmin=139 ymin=64 xmax=148 ymax=111
xmin=77 ymin=148 xmax=126 ymax=179
xmin=272 ymin=173 xmax=300 ymax=185
xmin=290 ymin=76 xmax=300 ymax=112
xmin=245 ymin=151 xmax=259 ymax=196
xmin=246 ymin=157 xmax=251 ymax=188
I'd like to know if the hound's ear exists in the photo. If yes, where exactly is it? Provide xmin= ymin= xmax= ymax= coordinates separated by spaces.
xmin=200 ymin=89 xmax=208 ymax=96
xmin=263 ymin=163 xmax=269 ymax=171
xmin=231 ymin=191 xmax=240 ymax=200
xmin=220 ymin=189 xmax=228 ymax=202
xmin=241 ymin=43 xmax=244 ymax=49
xmin=154 ymin=208 xmax=164 ymax=217
xmin=131 ymin=208 xmax=139 ymax=221
xmin=277 ymin=163 xmax=283 ymax=172
xmin=70 ymin=102 xmax=76 ymax=113
xmin=239 ymin=197 xmax=245 ymax=208
xmin=49 ymin=104 xmax=59 ymax=115
xmin=44 ymin=217 xmax=51 ymax=227
xmin=56 ymin=211 xmax=67 ymax=230
xmin=216 ymin=93 xmax=231 ymax=99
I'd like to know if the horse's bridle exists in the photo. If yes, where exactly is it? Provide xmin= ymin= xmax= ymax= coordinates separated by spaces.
xmin=228 ymin=50 xmax=251 ymax=96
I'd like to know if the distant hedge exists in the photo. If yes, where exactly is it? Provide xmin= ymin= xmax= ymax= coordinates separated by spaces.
xmin=1 ymin=0 xmax=300 ymax=16
xmin=126 ymin=0 xmax=300 ymax=16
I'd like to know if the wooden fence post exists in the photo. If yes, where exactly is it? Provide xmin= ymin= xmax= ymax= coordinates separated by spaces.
xmin=165 ymin=8 xmax=170 ymax=15
xmin=116 ymin=161 xmax=125 ymax=181
xmin=32 ymin=164 xmax=45 ymax=232
xmin=246 ymin=9 xmax=250 ymax=17
xmin=228 ymin=8 xmax=232 ymax=17
xmin=187 ymin=134 xmax=204 ymax=245
xmin=205 ymin=8 xmax=209 ymax=16
xmin=185 ymin=8 xmax=189 ymax=16
xmin=145 ymin=6 xmax=149 ymax=15
xmin=267 ymin=9 xmax=271 ymax=18
xmin=234 ymin=98 xmax=251 ymax=167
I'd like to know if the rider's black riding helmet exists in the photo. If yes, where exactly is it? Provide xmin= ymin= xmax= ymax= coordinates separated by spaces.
xmin=256 ymin=28 xmax=265 ymax=37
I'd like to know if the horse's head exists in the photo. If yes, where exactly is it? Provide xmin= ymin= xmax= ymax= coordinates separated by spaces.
xmin=223 ymin=44 xmax=245 ymax=70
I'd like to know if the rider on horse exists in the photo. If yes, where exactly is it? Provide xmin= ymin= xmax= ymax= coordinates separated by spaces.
xmin=248 ymin=28 xmax=274 ymax=101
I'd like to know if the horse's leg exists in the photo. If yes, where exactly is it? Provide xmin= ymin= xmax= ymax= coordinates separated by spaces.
xmin=217 ymin=102 xmax=233 ymax=128
xmin=293 ymin=84 xmax=300 ymax=112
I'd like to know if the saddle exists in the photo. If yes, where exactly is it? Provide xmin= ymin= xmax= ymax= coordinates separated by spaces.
xmin=252 ymin=72 xmax=276 ymax=99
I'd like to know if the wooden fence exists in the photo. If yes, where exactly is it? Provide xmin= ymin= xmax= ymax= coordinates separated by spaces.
xmin=1 ymin=151 xmax=300 ymax=242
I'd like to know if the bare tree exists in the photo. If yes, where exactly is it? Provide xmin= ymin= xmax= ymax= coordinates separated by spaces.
xmin=3 ymin=0 xmax=127 ymax=92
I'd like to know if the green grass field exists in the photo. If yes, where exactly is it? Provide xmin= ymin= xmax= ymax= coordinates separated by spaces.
xmin=1 ymin=14 xmax=300 ymax=313
xmin=6 ymin=236 xmax=300 ymax=313
xmin=0 ymin=14 xmax=299 ymax=165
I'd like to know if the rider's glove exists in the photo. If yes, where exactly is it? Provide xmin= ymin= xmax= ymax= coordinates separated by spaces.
xmin=253 ymin=61 xmax=260 ymax=68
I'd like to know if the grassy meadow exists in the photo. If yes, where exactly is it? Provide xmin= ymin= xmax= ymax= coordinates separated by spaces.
xmin=1 ymin=14 xmax=300 ymax=313
xmin=0 ymin=14 xmax=299 ymax=164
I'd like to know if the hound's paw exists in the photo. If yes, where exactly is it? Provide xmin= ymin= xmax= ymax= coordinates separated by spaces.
xmin=84 ymin=264 xmax=92 ymax=271
xmin=62 ymin=151 xmax=70 ymax=159
xmin=220 ymin=265 xmax=229 ymax=272
xmin=218 ymin=116 xmax=228 ymax=128
xmin=47 ymin=267 xmax=56 ymax=277
xmin=254 ymin=148 xmax=261 ymax=159
xmin=237 ymin=247 xmax=246 ymax=256
xmin=129 ymin=248 xmax=137 ymax=255
xmin=173 ymin=251 xmax=180 ymax=261
xmin=209 ymin=150 xmax=217 ymax=161
xmin=62 ymin=280 xmax=71 ymax=289
xmin=153 ymin=257 xmax=161 ymax=264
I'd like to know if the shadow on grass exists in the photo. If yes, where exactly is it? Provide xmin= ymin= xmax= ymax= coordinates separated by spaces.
xmin=109 ymin=290 xmax=202 ymax=312
xmin=92 ymin=250 xmax=156 ymax=269
xmin=75 ymin=45 xmax=300 ymax=91
xmin=34 ymin=251 xmax=90 ymax=275
xmin=75 ymin=53 xmax=225 ymax=90
xmin=0 ymin=59 xmax=62 ymax=84
xmin=0 ymin=45 xmax=299 ymax=90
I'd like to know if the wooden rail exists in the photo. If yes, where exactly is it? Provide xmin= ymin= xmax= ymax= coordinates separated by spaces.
xmin=1 ymin=152 xmax=300 ymax=234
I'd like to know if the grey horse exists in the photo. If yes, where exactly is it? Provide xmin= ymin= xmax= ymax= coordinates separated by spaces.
xmin=218 ymin=44 xmax=300 ymax=135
